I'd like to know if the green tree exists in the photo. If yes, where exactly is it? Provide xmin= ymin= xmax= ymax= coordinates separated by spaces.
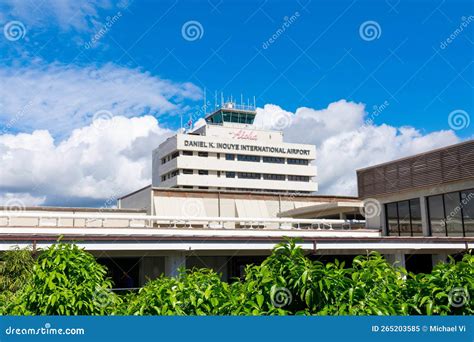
xmin=9 ymin=243 xmax=119 ymax=315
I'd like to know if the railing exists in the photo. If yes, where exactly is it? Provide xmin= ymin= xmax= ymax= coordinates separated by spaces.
xmin=0 ymin=212 xmax=366 ymax=231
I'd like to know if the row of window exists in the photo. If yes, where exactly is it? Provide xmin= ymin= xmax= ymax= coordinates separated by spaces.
xmin=386 ymin=199 xmax=423 ymax=236
xmin=161 ymin=151 xmax=179 ymax=165
xmin=161 ymin=151 xmax=310 ymax=165
xmin=428 ymin=190 xmax=474 ymax=237
xmin=161 ymin=169 xmax=311 ymax=182
xmin=385 ymin=189 xmax=474 ymax=237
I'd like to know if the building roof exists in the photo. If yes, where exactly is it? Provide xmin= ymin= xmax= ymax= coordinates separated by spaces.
xmin=118 ymin=185 xmax=359 ymax=202
xmin=278 ymin=201 xmax=363 ymax=218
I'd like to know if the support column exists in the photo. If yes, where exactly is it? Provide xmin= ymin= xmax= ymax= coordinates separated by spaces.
xmin=385 ymin=252 xmax=406 ymax=268
xmin=420 ymin=196 xmax=430 ymax=236
xmin=164 ymin=254 xmax=186 ymax=277
xmin=432 ymin=253 xmax=448 ymax=268
xmin=139 ymin=257 xmax=164 ymax=286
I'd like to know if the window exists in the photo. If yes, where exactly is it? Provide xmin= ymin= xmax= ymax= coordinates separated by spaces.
xmin=161 ymin=175 xmax=166 ymax=182
xmin=237 ymin=154 xmax=260 ymax=162
xmin=182 ymin=169 xmax=193 ymax=175
xmin=410 ymin=198 xmax=423 ymax=236
xmin=161 ymin=158 xmax=166 ymax=165
xmin=385 ymin=198 xmax=422 ymax=236
xmin=288 ymin=175 xmax=310 ymax=182
xmin=263 ymin=174 xmax=285 ymax=181
xmin=287 ymin=158 xmax=309 ymax=165
xmin=426 ymin=189 xmax=474 ymax=237
xmin=182 ymin=150 xmax=193 ymax=156
xmin=444 ymin=192 xmax=463 ymax=236
xmin=170 ymin=170 xmax=179 ymax=177
xmin=428 ymin=195 xmax=446 ymax=236
xmin=461 ymin=190 xmax=474 ymax=237
xmin=398 ymin=200 xmax=411 ymax=236
xmin=198 ymin=170 xmax=208 ymax=175
xmin=386 ymin=202 xmax=399 ymax=236
xmin=262 ymin=156 xmax=284 ymax=164
xmin=171 ymin=152 xmax=179 ymax=159
xmin=225 ymin=154 xmax=235 ymax=160
xmin=237 ymin=172 xmax=260 ymax=179
xmin=198 ymin=152 xmax=208 ymax=157
xmin=226 ymin=172 xmax=236 ymax=178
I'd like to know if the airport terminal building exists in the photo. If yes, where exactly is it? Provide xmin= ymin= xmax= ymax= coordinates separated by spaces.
xmin=1 ymin=103 xmax=472 ymax=287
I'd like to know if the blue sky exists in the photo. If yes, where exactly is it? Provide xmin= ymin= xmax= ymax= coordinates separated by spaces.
xmin=2 ymin=0 xmax=473 ymax=134
xmin=0 ymin=0 xmax=472 ymax=206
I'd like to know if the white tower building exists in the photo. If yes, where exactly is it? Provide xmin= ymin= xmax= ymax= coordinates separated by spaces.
xmin=152 ymin=102 xmax=317 ymax=193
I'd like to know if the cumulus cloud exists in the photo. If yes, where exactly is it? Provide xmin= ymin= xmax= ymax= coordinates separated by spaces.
xmin=0 ymin=115 xmax=172 ymax=206
xmin=0 ymin=63 xmax=201 ymax=137
xmin=0 ymin=98 xmax=462 ymax=206
xmin=256 ymin=100 xmax=460 ymax=196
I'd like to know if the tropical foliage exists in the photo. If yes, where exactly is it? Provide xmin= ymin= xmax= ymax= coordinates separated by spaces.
xmin=0 ymin=241 xmax=472 ymax=315
xmin=6 ymin=243 xmax=120 ymax=315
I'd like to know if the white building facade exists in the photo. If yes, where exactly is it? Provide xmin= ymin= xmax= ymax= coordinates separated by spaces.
xmin=152 ymin=104 xmax=317 ymax=193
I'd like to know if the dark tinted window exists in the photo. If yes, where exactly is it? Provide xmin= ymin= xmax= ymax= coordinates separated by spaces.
xmin=386 ymin=202 xmax=399 ymax=236
xmin=409 ymin=199 xmax=423 ymax=236
xmin=428 ymin=195 xmax=445 ymax=236
xmin=444 ymin=192 xmax=463 ymax=236
xmin=461 ymin=190 xmax=474 ymax=237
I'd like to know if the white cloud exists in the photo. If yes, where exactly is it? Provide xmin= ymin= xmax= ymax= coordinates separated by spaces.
xmin=0 ymin=192 xmax=46 ymax=207
xmin=1 ymin=0 xmax=120 ymax=32
xmin=0 ymin=115 xmax=172 ymax=206
xmin=256 ymin=100 xmax=461 ymax=196
xmin=0 ymin=63 xmax=201 ymax=137
xmin=0 ymin=99 xmax=462 ymax=206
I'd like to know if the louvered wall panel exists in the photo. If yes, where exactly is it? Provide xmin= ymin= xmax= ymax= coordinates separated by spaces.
xmin=357 ymin=141 xmax=474 ymax=198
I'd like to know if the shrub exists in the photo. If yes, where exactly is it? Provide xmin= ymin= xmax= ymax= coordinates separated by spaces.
xmin=0 ymin=247 xmax=35 ymax=314
xmin=9 ymin=243 xmax=120 ymax=315
xmin=121 ymin=268 xmax=232 ymax=315
xmin=406 ymin=253 xmax=474 ymax=315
